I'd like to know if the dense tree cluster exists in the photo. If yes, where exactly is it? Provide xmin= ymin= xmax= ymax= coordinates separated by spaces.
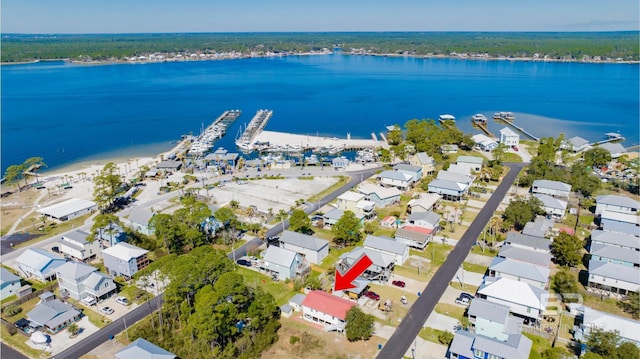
xmin=2 ymin=32 xmax=638 ymax=63
xmin=344 ymin=307 xmax=374 ymax=341
xmin=585 ymin=328 xmax=640 ymax=359
xmin=288 ymin=209 xmax=313 ymax=234
xmin=92 ymin=162 xmax=124 ymax=212
xmin=131 ymin=246 xmax=281 ymax=359
xmin=331 ymin=210 xmax=362 ymax=246
xmin=3 ymin=156 xmax=46 ymax=191
xmin=502 ymin=196 xmax=544 ymax=230
xmin=551 ymin=232 xmax=584 ymax=267
xmin=149 ymin=195 xmax=212 ymax=253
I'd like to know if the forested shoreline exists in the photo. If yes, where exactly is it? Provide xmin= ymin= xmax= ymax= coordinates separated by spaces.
xmin=2 ymin=31 xmax=638 ymax=63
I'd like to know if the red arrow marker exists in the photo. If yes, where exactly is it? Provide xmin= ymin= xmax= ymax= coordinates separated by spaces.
xmin=334 ymin=254 xmax=373 ymax=291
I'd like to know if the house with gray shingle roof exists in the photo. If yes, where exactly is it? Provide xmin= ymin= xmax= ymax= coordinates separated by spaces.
xmin=1 ymin=268 xmax=21 ymax=301
xmin=504 ymin=232 xmax=551 ymax=254
xmin=407 ymin=210 xmax=441 ymax=230
xmin=357 ymin=183 xmax=402 ymax=207
xmin=339 ymin=247 xmax=395 ymax=281
xmin=590 ymin=230 xmax=639 ymax=251
xmin=590 ymin=243 xmax=639 ymax=268
xmin=16 ymin=248 xmax=66 ymax=282
xmin=531 ymin=179 xmax=572 ymax=198
xmin=278 ymin=230 xmax=329 ymax=265
xmin=27 ymin=299 xmax=81 ymax=333
xmin=498 ymin=244 xmax=551 ymax=268
xmin=437 ymin=170 xmax=474 ymax=186
xmin=522 ymin=217 xmax=554 ymax=238
xmin=393 ymin=163 xmax=422 ymax=183
xmin=409 ymin=152 xmax=435 ymax=175
xmin=376 ymin=170 xmax=413 ymax=191
xmin=599 ymin=210 xmax=640 ymax=236
xmin=407 ymin=193 xmax=441 ymax=213
xmin=595 ymin=194 xmax=640 ymax=215
xmin=55 ymin=262 xmax=115 ymax=301
xmin=115 ymin=338 xmax=176 ymax=359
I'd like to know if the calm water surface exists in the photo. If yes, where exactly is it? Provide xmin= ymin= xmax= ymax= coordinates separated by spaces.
xmin=2 ymin=55 xmax=638 ymax=172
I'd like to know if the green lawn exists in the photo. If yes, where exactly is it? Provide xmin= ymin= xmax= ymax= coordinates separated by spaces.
xmin=523 ymin=333 xmax=553 ymax=359
xmin=470 ymin=245 xmax=498 ymax=257
xmin=412 ymin=243 xmax=453 ymax=267
xmin=462 ymin=262 xmax=488 ymax=274
xmin=393 ymin=264 xmax=431 ymax=281
xmin=307 ymin=176 xmax=350 ymax=202
xmin=418 ymin=327 xmax=451 ymax=345
xmin=502 ymin=152 xmax=523 ymax=162
xmin=434 ymin=303 xmax=466 ymax=321
xmin=317 ymin=245 xmax=353 ymax=271
xmin=236 ymin=267 xmax=298 ymax=306
xmin=0 ymin=325 xmax=43 ymax=358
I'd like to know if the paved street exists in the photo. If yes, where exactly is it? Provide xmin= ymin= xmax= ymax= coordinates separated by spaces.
xmin=378 ymin=162 xmax=526 ymax=359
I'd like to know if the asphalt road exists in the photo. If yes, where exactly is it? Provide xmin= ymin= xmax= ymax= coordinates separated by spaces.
xmin=377 ymin=162 xmax=525 ymax=359
xmin=1 ymin=342 xmax=28 ymax=359
xmin=53 ymin=295 xmax=164 ymax=359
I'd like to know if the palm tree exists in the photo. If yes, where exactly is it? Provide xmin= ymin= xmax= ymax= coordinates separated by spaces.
xmin=230 ymin=200 xmax=240 ymax=211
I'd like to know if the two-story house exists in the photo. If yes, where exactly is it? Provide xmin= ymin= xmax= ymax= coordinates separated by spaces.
xmin=409 ymin=152 xmax=435 ymax=176
xmin=376 ymin=170 xmax=413 ymax=191
xmin=55 ymin=262 xmax=116 ymax=302
xmin=393 ymin=163 xmax=422 ymax=183
xmin=336 ymin=191 xmax=376 ymax=220
xmin=1 ymin=268 xmax=21 ymax=301
xmin=499 ymin=127 xmax=520 ymax=147
xmin=531 ymin=179 xmax=571 ymax=198
xmin=477 ymin=277 xmax=548 ymax=326
xmin=599 ymin=210 xmax=640 ymax=237
xmin=503 ymin=233 xmax=551 ymax=254
xmin=487 ymin=256 xmax=550 ymax=289
xmin=407 ymin=193 xmax=441 ymax=213
xmin=261 ymin=245 xmax=308 ymax=281
xmin=595 ymin=194 xmax=640 ymax=216
xmin=456 ymin=155 xmax=485 ymax=173
xmin=58 ymin=230 xmax=101 ymax=262
xmin=279 ymin=230 xmax=329 ymax=265
xmin=16 ymin=248 xmax=66 ymax=282
xmin=357 ymin=183 xmax=402 ymax=207
xmin=532 ymin=193 xmax=568 ymax=221
xmin=126 ymin=207 xmax=155 ymax=235
xmin=301 ymin=290 xmax=356 ymax=331
xmin=363 ymin=235 xmax=409 ymax=266
xmin=102 ymin=242 xmax=149 ymax=279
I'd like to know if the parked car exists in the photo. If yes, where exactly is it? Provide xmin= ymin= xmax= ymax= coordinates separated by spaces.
xmin=236 ymin=259 xmax=252 ymax=267
xmin=455 ymin=293 xmax=473 ymax=305
xmin=81 ymin=296 xmax=97 ymax=306
xmin=512 ymin=145 xmax=519 ymax=151
xmin=100 ymin=306 xmax=114 ymax=315
xmin=363 ymin=291 xmax=380 ymax=301
xmin=115 ymin=296 xmax=129 ymax=306
xmin=392 ymin=280 xmax=406 ymax=288
xmin=51 ymin=246 xmax=60 ymax=253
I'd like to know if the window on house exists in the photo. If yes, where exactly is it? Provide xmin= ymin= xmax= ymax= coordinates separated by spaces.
xmin=474 ymin=349 xmax=484 ymax=358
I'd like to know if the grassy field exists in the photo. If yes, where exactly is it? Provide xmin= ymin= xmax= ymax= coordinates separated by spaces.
xmin=307 ymin=176 xmax=350 ymax=202
xmin=236 ymin=267 xmax=298 ymax=305
xmin=434 ymin=303 xmax=466 ymax=321
xmin=0 ymin=325 xmax=43 ymax=358
xmin=418 ymin=326 xmax=451 ymax=345
xmin=524 ymin=332 xmax=554 ymax=359
xmin=462 ymin=262 xmax=488 ymax=274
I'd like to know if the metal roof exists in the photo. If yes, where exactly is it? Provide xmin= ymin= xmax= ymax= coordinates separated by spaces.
xmin=357 ymin=183 xmax=402 ymax=200
xmin=102 ymin=242 xmax=148 ymax=261
xmin=568 ymin=136 xmax=590 ymax=147
xmin=590 ymin=230 xmax=639 ymax=250
xmin=505 ymin=232 xmax=551 ymax=252
xmin=428 ymin=179 xmax=466 ymax=192
xmin=468 ymin=298 xmax=510 ymax=324
xmin=457 ymin=155 xmax=485 ymax=165
xmin=489 ymin=256 xmax=550 ymax=283
xmin=478 ymin=277 xmax=547 ymax=310
xmin=590 ymin=243 xmax=639 ymax=264
xmin=363 ymin=235 xmax=407 ymax=255
xmin=16 ymin=248 xmax=65 ymax=272
xmin=499 ymin=127 xmax=519 ymax=138
xmin=115 ymin=338 xmax=176 ymax=359
xmin=37 ymin=198 xmax=97 ymax=220
xmin=377 ymin=170 xmax=412 ymax=182
xmin=279 ymin=230 xmax=329 ymax=251
xmin=522 ymin=217 xmax=554 ymax=238
xmin=596 ymin=194 xmax=640 ymax=209
xmin=0 ymin=268 xmax=20 ymax=285
xmin=533 ymin=193 xmax=568 ymax=210
xmin=289 ymin=293 xmax=306 ymax=306
xmin=27 ymin=300 xmax=80 ymax=329
xmin=415 ymin=152 xmax=434 ymax=165
xmin=338 ymin=191 xmax=365 ymax=202
xmin=600 ymin=210 xmax=640 ymax=225
xmin=82 ymin=271 xmax=111 ymax=290
xmin=301 ymin=290 xmax=355 ymax=321
xmin=263 ymin=246 xmax=298 ymax=268
xmin=588 ymin=259 xmax=640 ymax=284
xmin=437 ymin=170 xmax=473 ymax=185
xmin=407 ymin=211 xmax=441 ymax=226
xmin=583 ymin=306 xmax=640 ymax=344
xmin=128 ymin=208 xmax=154 ymax=226
xmin=498 ymin=245 xmax=551 ymax=267
xmin=61 ymin=230 xmax=91 ymax=245
xmin=407 ymin=193 xmax=441 ymax=211
xmin=56 ymin=262 xmax=96 ymax=280
xmin=532 ymin=179 xmax=571 ymax=192
xmin=393 ymin=163 xmax=422 ymax=173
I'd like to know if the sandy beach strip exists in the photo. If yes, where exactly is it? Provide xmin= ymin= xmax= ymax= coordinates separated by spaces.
xmin=253 ymin=130 xmax=388 ymax=150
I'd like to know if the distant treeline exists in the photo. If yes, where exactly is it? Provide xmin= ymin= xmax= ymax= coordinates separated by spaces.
xmin=1 ymin=32 xmax=638 ymax=62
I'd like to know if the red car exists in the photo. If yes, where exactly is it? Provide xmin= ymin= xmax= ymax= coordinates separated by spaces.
xmin=392 ymin=280 xmax=406 ymax=288
xmin=363 ymin=291 xmax=380 ymax=301
xmin=512 ymin=145 xmax=519 ymax=151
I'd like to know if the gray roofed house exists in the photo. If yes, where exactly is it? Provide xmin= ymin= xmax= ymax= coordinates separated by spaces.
xmin=55 ymin=262 xmax=116 ymax=301
xmin=376 ymin=170 xmax=413 ymax=190
xmin=598 ymin=142 xmax=627 ymax=158
xmin=437 ymin=170 xmax=474 ymax=186
xmin=127 ymin=208 xmax=155 ymax=235
xmin=499 ymin=127 xmax=520 ymax=146
xmin=588 ymin=259 xmax=640 ymax=295
xmin=406 ymin=210 xmax=441 ymax=229
xmin=478 ymin=277 xmax=548 ymax=324
xmin=522 ymin=217 xmax=554 ymax=238
xmin=288 ymin=293 xmax=306 ymax=312
xmin=58 ymin=229 xmax=100 ymax=262
xmin=449 ymin=327 xmax=532 ymax=359
xmin=427 ymin=178 xmax=467 ymax=201
xmin=279 ymin=230 xmax=329 ymax=265
xmin=363 ymin=235 xmax=409 ymax=265
xmin=102 ymin=242 xmax=150 ymax=279
xmin=394 ymin=227 xmax=432 ymax=249
xmin=457 ymin=155 xmax=485 ymax=172
xmin=261 ymin=246 xmax=307 ymax=281
xmin=409 ymin=152 xmax=435 ymax=175
xmin=564 ymin=136 xmax=590 ymax=152
xmin=16 ymin=248 xmax=66 ymax=282
xmin=531 ymin=179 xmax=572 ymax=198
xmin=488 ymin=257 xmax=550 ymax=289
xmin=27 ymin=299 xmax=81 ymax=333
xmin=600 ymin=209 xmax=640 ymax=232
xmin=115 ymin=338 xmax=176 ymax=359
xmin=590 ymin=230 xmax=639 ymax=251
xmin=590 ymin=243 xmax=639 ymax=267
xmin=407 ymin=193 xmax=441 ymax=213
xmin=533 ymin=193 xmax=568 ymax=221
xmin=504 ymin=232 xmax=551 ymax=253
xmin=595 ymin=194 xmax=640 ymax=215
xmin=393 ymin=163 xmax=423 ymax=183
xmin=36 ymin=198 xmax=97 ymax=222
xmin=156 ymin=160 xmax=182 ymax=171
xmin=357 ymin=183 xmax=402 ymax=207
xmin=322 ymin=208 xmax=364 ymax=227
xmin=339 ymin=247 xmax=395 ymax=281
xmin=1 ymin=268 xmax=21 ymax=301
xmin=580 ymin=307 xmax=640 ymax=346
xmin=498 ymin=244 xmax=551 ymax=268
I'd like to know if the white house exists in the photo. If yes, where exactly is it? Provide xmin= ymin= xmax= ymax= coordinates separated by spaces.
xmin=278 ymin=230 xmax=329 ymax=265
xmin=599 ymin=210 xmax=640 ymax=237
xmin=36 ymin=198 xmax=97 ymax=222
xmin=407 ymin=193 xmax=441 ymax=213
xmin=456 ymin=155 xmax=485 ymax=173
xmin=339 ymin=247 xmax=395 ymax=281
xmin=376 ymin=170 xmax=413 ymax=191
xmin=409 ymin=152 xmax=436 ymax=175
xmin=590 ymin=230 xmax=639 ymax=251
xmin=102 ymin=242 xmax=150 ymax=279
xmin=588 ymin=259 xmax=639 ymax=295
xmin=522 ymin=217 xmax=554 ymax=238
xmin=564 ymin=136 xmax=590 ymax=152
xmin=1 ymin=268 xmax=21 ymax=300
xmin=363 ymin=235 xmax=409 ymax=266
xmin=579 ymin=307 xmax=640 ymax=346
xmin=503 ymin=232 xmax=551 ymax=254
xmin=301 ymin=290 xmax=356 ymax=331
xmin=261 ymin=246 xmax=308 ymax=281
xmin=531 ymin=179 xmax=571 ymax=198
xmin=27 ymin=300 xmax=81 ymax=333
xmin=55 ymin=262 xmax=116 ymax=301
xmin=499 ymin=127 xmax=520 ymax=146
xmin=595 ymin=194 xmax=640 ymax=215
xmin=437 ymin=170 xmax=474 ymax=187
xmin=16 ymin=248 xmax=66 ymax=282
xmin=115 ymin=338 xmax=176 ymax=359
xmin=393 ymin=163 xmax=423 ymax=183
xmin=357 ymin=183 xmax=402 ymax=207
xmin=427 ymin=179 xmax=467 ymax=201
xmin=336 ymin=191 xmax=375 ymax=219
xmin=58 ymin=230 xmax=100 ymax=262
xmin=472 ymin=134 xmax=499 ymax=152
xmin=532 ymin=193 xmax=568 ymax=221
xmin=488 ymin=256 xmax=550 ymax=289
xmin=598 ymin=142 xmax=627 ymax=159
xmin=478 ymin=277 xmax=548 ymax=325
xmin=394 ymin=227 xmax=434 ymax=249
xmin=406 ymin=210 xmax=441 ymax=230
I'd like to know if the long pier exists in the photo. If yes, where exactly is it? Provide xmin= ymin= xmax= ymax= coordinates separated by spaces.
xmin=590 ymin=133 xmax=625 ymax=146
xmin=235 ymin=109 xmax=273 ymax=150
xmin=187 ymin=110 xmax=241 ymax=157
xmin=471 ymin=120 xmax=494 ymax=138
xmin=494 ymin=117 xmax=540 ymax=142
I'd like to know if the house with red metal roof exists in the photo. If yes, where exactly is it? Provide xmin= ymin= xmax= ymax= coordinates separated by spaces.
xmin=301 ymin=290 xmax=356 ymax=331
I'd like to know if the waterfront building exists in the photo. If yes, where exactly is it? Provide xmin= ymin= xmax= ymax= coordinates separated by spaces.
xmin=499 ymin=127 xmax=520 ymax=146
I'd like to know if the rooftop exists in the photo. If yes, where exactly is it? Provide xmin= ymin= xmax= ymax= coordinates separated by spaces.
xmin=279 ymin=230 xmax=329 ymax=251
xmin=457 ymin=155 xmax=485 ymax=165
xmin=0 ymin=268 xmax=20 ymax=285
xmin=499 ymin=127 xmax=519 ymax=137
xmin=588 ymin=259 xmax=640 ymax=284
xmin=505 ymin=232 xmax=551 ymax=252
xmin=357 ymin=183 xmax=402 ymax=200
xmin=532 ymin=179 xmax=572 ymax=192
xmin=478 ymin=277 xmax=548 ymax=309
xmin=363 ymin=235 xmax=407 ymax=255
xmin=61 ymin=230 xmax=91 ymax=245
xmin=437 ymin=170 xmax=473 ymax=185
xmin=56 ymin=262 xmax=96 ymax=280
xmin=590 ymin=230 xmax=639 ymax=250
xmin=263 ymin=246 xmax=298 ymax=268
xmin=498 ymin=245 xmax=551 ymax=267
xmin=338 ymin=191 xmax=365 ymax=202
xmin=489 ymin=256 xmax=550 ymax=283
xmin=393 ymin=163 xmax=422 ymax=173
xmin=533 ymin=193 xmax=568 ymax=210
xmin=583 ymin=306 xmax=640 ymax=344
xmin=596 ymin=194 xmax=640 ymax=209
xmin=115 ymin=338 xmax=176 ymax=359
xmin=102 ymin=242 xmax=148 ymax=261
xmin=36 ymin=198 xmax=97 ymax=219
xmin=16 ymin=248 xmax=65 ymax=272
xmin=590 ymin=243 xmax=639 ymax=264
xmin=302 ymin=290 xmax=355 ymax=321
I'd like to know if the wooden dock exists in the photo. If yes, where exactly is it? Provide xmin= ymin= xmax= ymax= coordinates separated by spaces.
xmin=590 ymin=133 xmax=625 ymax=146
xmin=471 ymin=120 xmax=494 ymax=137
xmin=494 ymin=117 xmax=540 ymax=142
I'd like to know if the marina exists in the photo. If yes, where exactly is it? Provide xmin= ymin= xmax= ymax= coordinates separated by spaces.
xmin=235 ymin=109 xmax=273 ymax=151
xmin=187 ymin=110 xmax=241 ymax=157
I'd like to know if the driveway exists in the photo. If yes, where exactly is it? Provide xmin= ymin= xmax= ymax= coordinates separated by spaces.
xmin=424 ymin=312 xmax=459 ymax=332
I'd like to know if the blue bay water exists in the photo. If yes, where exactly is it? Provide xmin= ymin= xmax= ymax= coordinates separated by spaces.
xmin=1 ymin=55 xmax=638 ymax=173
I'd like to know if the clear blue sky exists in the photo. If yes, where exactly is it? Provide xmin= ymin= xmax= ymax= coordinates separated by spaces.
xmin=2 ymin=0 xmax=638 ymax=33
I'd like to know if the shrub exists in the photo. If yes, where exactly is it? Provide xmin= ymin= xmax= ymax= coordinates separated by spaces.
xmin=289 ymin=335 xmax=300 ymax=345
xmin=3 ymin=304 xmax=22 ymax=317
xmin=438 ymin=331 xmax=454 ymax=345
